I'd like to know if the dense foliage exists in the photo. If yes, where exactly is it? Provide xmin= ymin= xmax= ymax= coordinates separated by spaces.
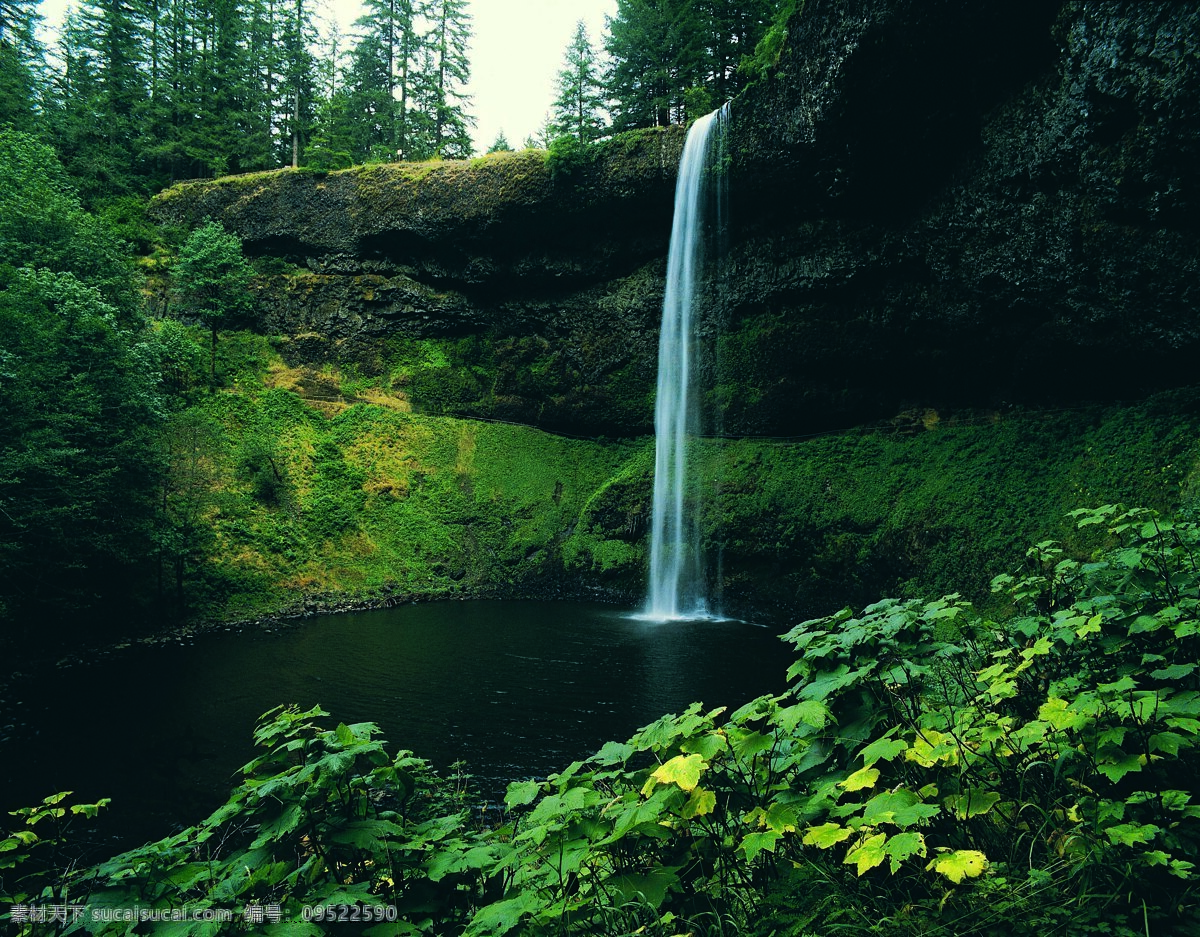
xmin=4 ymin=507 xmax=1199 ymax=934
xmin=0 ymin=129 xmax=163 ymax=642
xmin=0 ymin=0 xmax=795 ymax=201
xmin=604 ymin=0 xmax=780 ymax=130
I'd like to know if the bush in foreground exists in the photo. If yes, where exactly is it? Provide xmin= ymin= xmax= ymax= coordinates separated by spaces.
xmin=3 ymin=505 xmax=1200 ymax=935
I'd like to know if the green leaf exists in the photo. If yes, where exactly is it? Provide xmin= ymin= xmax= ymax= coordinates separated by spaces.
xmin=1096 ymin=752 xmax=1146 ymax=783
xmin=944 ymin=790 xmax=1001 ymax=820
xmin=649 ymin=753 xmax=706 ymax=792
xmin=1105 ymin=822 xmax=1161 ymax=847
xmin=680 ymin=787 xmax=716 ymax=819
xmin=1150 ymin=732 xmax=1188 ymax=757
xmin=465 ymin=893 xmax=541 ymax=937
xmin=251 ymin=803 xmax=302 ymax=847
xmin=861 ymin=790 xmax=941 ymax=829
xmin=884 ymin=831 xmax=927 ymax=872
xmin=1128 ymin=615 xmax=1163 ymax=635
xmin=504 ymin=780 xmax=541 ymax=809
xmin=839 ymin=766 xmax=880 ymax=793
xmin=803 ymin=822 xmax=854 ymax=849
xmin=859 ymin=736 xmax=908 ymax=768
xmin=607 ymin=866 xmax=680 ymax=908
xmin=928 ymin=849 xmax=988 ymax=883
xmin=741 ymin=830 xmax=782 ymax=863
xmin=845 ymin=832 xmax=887 ymax=875
xmin=593 ymin=740 xmax=633 ymax=765
xmin=1151 ymin=663 xmax=1197 ymax=681
xmin=774 ymin=700 xmax=830 ymax=731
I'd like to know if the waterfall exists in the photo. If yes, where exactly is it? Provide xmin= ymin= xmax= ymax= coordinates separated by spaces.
xmin=643 ymin=104 xmax=728 ymax=622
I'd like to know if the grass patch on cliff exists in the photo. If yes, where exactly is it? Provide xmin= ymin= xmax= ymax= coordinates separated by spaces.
xmin=162 ymin=341 xmax=643 ymax=622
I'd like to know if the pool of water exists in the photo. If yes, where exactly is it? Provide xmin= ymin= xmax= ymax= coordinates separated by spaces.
xmin=0 ymin=600 xmax=791 ymax=850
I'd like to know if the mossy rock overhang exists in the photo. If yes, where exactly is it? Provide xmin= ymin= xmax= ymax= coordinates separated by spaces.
xmin=150 ymin=130 xmax=687 ymax=292
xmin=152 ymin=0 xmax=1200 ymax=438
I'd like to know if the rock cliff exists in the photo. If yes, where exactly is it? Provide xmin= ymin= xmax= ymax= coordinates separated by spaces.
xmin=151 ymin=0 xmax=1199 ymax=438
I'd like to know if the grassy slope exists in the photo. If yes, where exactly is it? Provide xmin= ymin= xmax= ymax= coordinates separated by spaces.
xmin=180 ymin=330 xmax=1200 ymax=627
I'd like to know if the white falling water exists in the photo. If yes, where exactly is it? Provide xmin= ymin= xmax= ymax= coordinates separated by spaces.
xmin=643 ymin=105 xmax=728 ymax=621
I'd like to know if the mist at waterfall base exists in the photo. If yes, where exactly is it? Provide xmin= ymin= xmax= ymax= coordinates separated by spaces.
xmin=0 ymin=601 xmax=787 ymax=851
xmin=643 ymin=104 xmax=729 ymax=623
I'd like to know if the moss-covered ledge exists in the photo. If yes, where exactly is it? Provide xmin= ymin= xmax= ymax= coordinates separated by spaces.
xmin=149 ymin=128 xmax=687 ymax=288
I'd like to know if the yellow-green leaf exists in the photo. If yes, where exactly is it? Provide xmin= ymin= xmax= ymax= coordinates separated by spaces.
xmin=928 ymin=849 xmax=988 ymax=884
xmin=839 ymin=766 xmax=880 ymax=792
xmin=845 ymin=832 xmax=887 ymax=876
xmin=649 ymin=753 xmax=706 ymax=792
xmin=680 ymin=787 xmax=716 ymax=819
xmin=944 ymin=790 xmax=1001 ymax=820
xmin=802 ymin=822 xmax=853 ymax=849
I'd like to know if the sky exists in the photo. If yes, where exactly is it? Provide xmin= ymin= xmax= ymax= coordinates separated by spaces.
xmin=37 ymin=0 xmax=619 ymax=156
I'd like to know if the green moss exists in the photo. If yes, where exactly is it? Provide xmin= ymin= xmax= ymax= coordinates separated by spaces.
xmin=168 ymin=368 xmax=641 ymax=620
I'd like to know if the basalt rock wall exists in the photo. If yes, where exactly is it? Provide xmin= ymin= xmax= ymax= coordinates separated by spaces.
xmin=716 ymin=0 xmax=1200 ymax=433
xmin=151 ymin=0 xmax=1200 ymax=437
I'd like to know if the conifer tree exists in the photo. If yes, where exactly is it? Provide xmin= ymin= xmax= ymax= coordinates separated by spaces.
xmin=0 ymin=0 xmax=43 ymax=130
xmin=418 ymin=0 xmax=473 ymax=159
xmin=550 ymin=20 xmax=606 ymax=144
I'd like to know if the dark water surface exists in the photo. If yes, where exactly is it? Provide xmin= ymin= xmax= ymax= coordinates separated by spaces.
xmin=1 ymin=600 xmax=789 ymax=850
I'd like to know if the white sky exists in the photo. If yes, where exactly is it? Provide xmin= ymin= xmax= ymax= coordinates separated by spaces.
xmin=38 ymin=0 xmax=618 ymax=156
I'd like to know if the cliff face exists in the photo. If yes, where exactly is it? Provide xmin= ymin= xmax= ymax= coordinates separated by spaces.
xmin=152 ymin=135 xmax=685 ymax=433
xmin=716 ymin=0 xmax=1200 ymax=432
xmin=152 ymin=1 xmax=1199 ymax=437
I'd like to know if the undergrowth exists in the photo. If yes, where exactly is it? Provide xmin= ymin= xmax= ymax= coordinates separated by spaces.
xmin=5 ymin=506 xmax=1200 ymax=935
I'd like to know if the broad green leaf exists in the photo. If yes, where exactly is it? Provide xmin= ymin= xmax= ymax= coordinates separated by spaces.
xmin=928 ymin=849 xmax=988 ymax=883
xmin=1096 ymin=752 xmax=1146 ymax=783
xmin=1150 ymin=732 xmax=1188 ymax=756
xmin=680 ymin=732 xmax=726 ymax=760
xmin=592 ymin=740 xmax=633 ymax=765
xmin=251 ymin=803 xmax=302 ymax=848
xmin=858 ymin=736 xmax=908 ymax=768
xmin=1128 ymin=615 xmax=1163 ymax=635
xmin=741 ymin=830 xmax=782 ymax=863
xmin=861 ymin=790 xmax=940 ymax=829
xmin=504 ymin=780 xmax=541 ymax=809
xmin=884 ymin=831 xmax=927 ymax=872
xmin=845 ymin=832 xmax=887 ymax=875
xmin=944 ymin=790 xmax=1001 ymax=820
xmin=680 ymin=787 xmax=716 ymax=819
xmin=802 ymin=822 xmax=854 ymax=849
xmin=774 ymin=700 xmax=830 ymax=731
xmin=1151 ymin=663 xmax=1197 ymax=681
xmin=839 ymin=766 xmax=880 ymax=792
xmin=649 ymin=753 xmax=706 ymax=792
xmin=607 ymin=866 xmax=680 ymax=908
xmin=1105 ymin=822 xmax=1161 ymax=847
xmin=465 ymin=893 xmax=541 ymax=937
xmin=1170 ymin=859 xmax=1195 ymax=879
xmin=728 ymin=728 xmax=775 ymax=759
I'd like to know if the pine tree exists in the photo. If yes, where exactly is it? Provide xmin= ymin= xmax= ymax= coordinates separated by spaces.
xmin=0 ymin=0 xmax=43 ymax=130
xmin=418 ymin=0 xmax=473 ymax=159
xmin=604 ymin=0 xmax=778 ymax=130
xmin=64 ymin=0 xmax=151 ymax=198
xmin=550 ymin=20 xmax=606 ymax=144
xmin=486 ymin=129 xmax=511 ymax=153
xmin=604 ymin=0 xmax=678 ymax=130
xmin=279 ymin=0 xmax=318 ymax=167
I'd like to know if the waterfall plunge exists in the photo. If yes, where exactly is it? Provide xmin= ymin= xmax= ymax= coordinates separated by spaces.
xmin=643 ymin=105 xmax=728 ymax=622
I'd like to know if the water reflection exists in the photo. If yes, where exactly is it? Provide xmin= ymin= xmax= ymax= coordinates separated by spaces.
xmin=0 ymin=601 xmax=788 ymax=849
